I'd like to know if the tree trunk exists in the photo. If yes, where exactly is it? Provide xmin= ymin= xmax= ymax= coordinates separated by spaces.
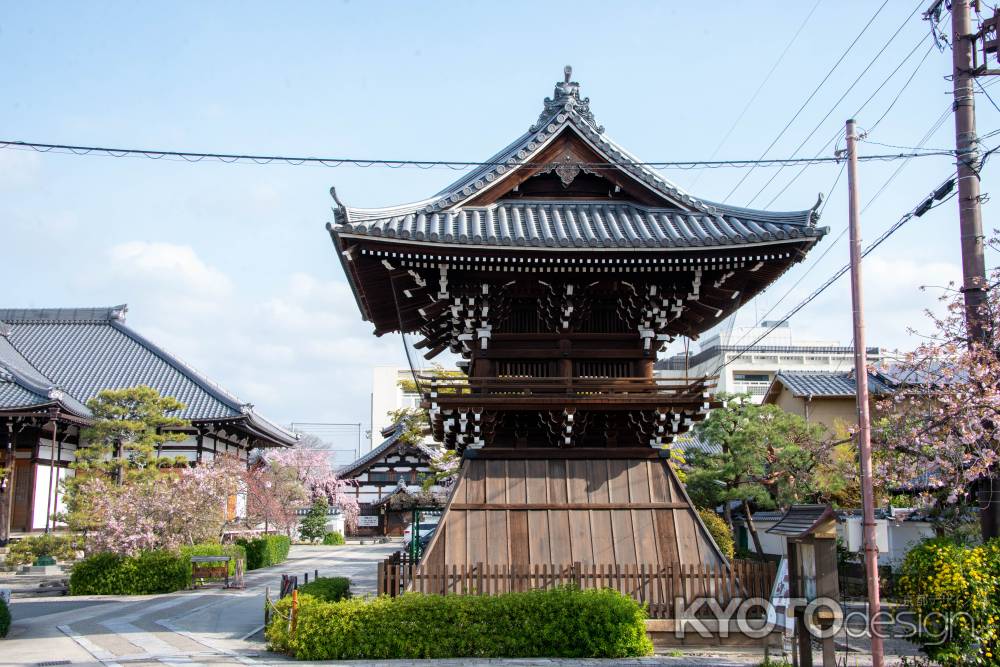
xmin=722 ymin=501 xmax=733 ymax=530
xmin=743 ymin=499 xmax=765 ymax=558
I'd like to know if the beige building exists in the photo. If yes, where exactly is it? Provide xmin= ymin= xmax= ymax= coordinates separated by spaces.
xmin=762 ymin=370 xmax=894 ymax=429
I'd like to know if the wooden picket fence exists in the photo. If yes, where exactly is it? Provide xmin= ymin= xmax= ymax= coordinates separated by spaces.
xmin=377 ymin=554 xmax=775 ymax=619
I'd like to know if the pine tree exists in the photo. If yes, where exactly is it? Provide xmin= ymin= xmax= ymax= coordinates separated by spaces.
xmin=299 ymin=497 xmax=329 ymax=543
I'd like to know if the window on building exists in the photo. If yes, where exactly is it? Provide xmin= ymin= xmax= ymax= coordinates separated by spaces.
xmin=368 ymin=471 xmax=417 ymax=483
xmin=733 ymin=373 xmax=771 ymax=383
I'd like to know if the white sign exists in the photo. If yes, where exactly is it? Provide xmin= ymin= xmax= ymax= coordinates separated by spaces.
xmin=356 ymin=515 xmax=379 ymax=527
xmin=767 ymin=557 xmax=794 ymax=632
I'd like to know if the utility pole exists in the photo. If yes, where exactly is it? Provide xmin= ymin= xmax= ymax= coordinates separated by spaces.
xmin=846 ymin=118 xmax=884 ymax=667
xmin=948 ymin=0 xmax=997 ymax=538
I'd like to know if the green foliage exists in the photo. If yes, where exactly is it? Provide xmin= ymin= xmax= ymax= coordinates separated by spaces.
xmin=6 ymin=534 xmax=82 ymax=567
xmin=266 ymin=587 xmax=652 ymax=660
xmin=179 ymin=542 xmax=247 ymax=577
xmin=386 ymin=407 xmax=429 ymax=447
xmin=898 ymin=537 xmax=1000 ymax=665
xmin=299 ymin=498 xmax=329 ymax=543
xmin=69 ymin=550 xmax=189 ymax=595
xmin=236 ymin=535 xmax=291 ymax=570
xmin=0 ymin=597 xmax=9 ymax=638
xmin=687 ymin=393 xmax=841 ymax=511
xmin=697 ymin=508 xmax=735 ymax=561
xmin=297 ymin=576 xmax=351 ymax=602
xmin=322 ymin=531 xmax=345 ymax=546
xmin=63 ymin=386 xmax=190 ymax=532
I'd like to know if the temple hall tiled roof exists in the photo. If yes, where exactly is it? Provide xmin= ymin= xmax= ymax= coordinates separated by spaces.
xmin=0 ymin=305 xmax=297 ymax=446
xmin=334 ymin=201 xmax=823 ymax=250
xmin=328 ymin=67 xmax=826 ymax=252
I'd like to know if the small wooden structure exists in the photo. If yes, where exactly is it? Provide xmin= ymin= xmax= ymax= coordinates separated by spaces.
xmin=190 ymin=555 xmax=244 ymax=589
xmin=767 ymin=505 xmax=841 ymax=667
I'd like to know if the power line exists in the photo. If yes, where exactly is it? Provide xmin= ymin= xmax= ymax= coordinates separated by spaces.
xmin=729 ymin=105 xmax=957 ymax=354
xmin=761 ymin=21 xmax=947 ymax=210
xmin=720 ymin=0 xmax=893 ymax=202
xmin=0 ymin=139 xmax=951 ymax=171
xmin=744 ymin=2 xmax=928 ymax=207
xmin=688 ymin=0 xmax=823 ymax=188
xmin=709 ymin=142 xmax=1000 ymax=377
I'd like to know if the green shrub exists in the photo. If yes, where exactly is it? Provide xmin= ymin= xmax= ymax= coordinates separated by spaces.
xmin=299 ymin=499 xmax=329 ymax=543
xmin=697 ymin=508 xmax=734 ymax=561
xmin=179 ymin=542 xmax=247 ymax=577
xmin=0 ymin=597 xmax=10 ymax=638
xmin=237 ymin=535 xmax=291 ymax=570
xmin=898 ymin=537 xmax=1000 ymax=666
xmin=266 ymin=587 xmax=652 ymax=660
xmin=68 ymin=551 xmax=188 ymax=596
xmin=7 ymin=534 xmax=82 ymax=567
xmin=297 ymin=576 xmax=351 ymax=602
xmin=321 ymin=531 xmax=345 ymax=546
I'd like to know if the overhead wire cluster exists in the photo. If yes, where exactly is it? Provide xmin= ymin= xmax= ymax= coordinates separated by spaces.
xmin=0 ymin=139 xmax=952 ymax=171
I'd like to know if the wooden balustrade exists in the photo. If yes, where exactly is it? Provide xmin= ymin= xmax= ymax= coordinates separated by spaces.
xmin=377 ymin=555 xmax=775 ymax=619
xmin=420 ymin=375 xmax=716 ymax=399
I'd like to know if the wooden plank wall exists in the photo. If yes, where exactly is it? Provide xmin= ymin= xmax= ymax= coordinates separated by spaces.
xmin=419 ymin=457 xmax=726 ymax=571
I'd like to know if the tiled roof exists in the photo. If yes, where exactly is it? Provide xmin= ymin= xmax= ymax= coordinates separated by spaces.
xmin=770 ymin=370 xmax=894 ymax=398
xmin=766 ymin=504 xmax=835 ymax=537
xmin=338 ymin=423 xmax=439 ymax=478
xmin=0 ymin=306 xmax=296 ymax=446
xmin=672 ymin=431 xmax=723 ymax=456
xmin=329 ymin=69 xmax=825 ymax=251
xmin=338 ymin=425 xmax=403 ymax=477
xmin=335 ymin=201 xmax=823 ymax=250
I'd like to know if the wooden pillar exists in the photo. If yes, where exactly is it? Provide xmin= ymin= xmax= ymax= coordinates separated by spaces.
xmin=0 ymin=420 xmax=13 ymax=546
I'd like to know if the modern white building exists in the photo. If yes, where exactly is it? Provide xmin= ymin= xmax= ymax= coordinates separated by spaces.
xmin=370 ymin=366 xmax=422 ymax=449
xmin=656 ymin=321 xmax=884 ymax=402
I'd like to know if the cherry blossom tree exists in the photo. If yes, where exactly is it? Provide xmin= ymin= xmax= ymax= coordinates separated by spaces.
xmin=82 ymin=456 xmax=238 ymax=555
xmin=265 ymin=442 xmax=359 ymax=530
xmin=874 ymin=236 xmax=1000 ymax=531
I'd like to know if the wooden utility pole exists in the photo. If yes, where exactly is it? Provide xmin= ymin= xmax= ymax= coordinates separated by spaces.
xmin=948 ymin=0 xmax=998 ymax=539
xmin=846 ymin=118 xmax=885 ymax=667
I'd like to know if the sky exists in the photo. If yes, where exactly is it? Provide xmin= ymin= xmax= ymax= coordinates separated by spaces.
xmin=2 ymin=1 xmax=999 ymax=448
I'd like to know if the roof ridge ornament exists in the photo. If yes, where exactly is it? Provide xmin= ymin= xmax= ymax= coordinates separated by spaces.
xmin=530 ymin=65 xmax=604 ymax=134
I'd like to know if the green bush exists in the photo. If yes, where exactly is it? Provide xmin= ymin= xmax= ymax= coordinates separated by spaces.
xmin=237 ymin=535 xmax=291 ymax=570
xmin=7 ymin=534 xmax=82 ymax=567
xmin=297 ymin=576 xmax=351 ymax=602
xmin=0 ymin=597 xmax=10 ymax=638
xmin=697 ymin=508 xmax=734 ymax=561
xmin=267 ymin=587 xmax=652 ymax=660
xmin=321 ymin=531 xmax=345 ymax=546
xmin=69 ymin=550 xmax=189 ymax=596
xmin=179 ymin=542 xmax=247 ymax=577
xmin=898 ymin=537 xmax=1000 ymax=666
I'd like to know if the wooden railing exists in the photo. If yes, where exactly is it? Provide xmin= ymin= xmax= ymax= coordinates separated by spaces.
xmin=420 ymin=375 xmax=716 ymax=400
xmin=377 ymin=555 xmax=775 ymax=619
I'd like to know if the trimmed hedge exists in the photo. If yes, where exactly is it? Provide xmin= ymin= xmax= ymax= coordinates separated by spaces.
xmin=68 ymin=542 xmax=246 ymax=596
xmin=267 ymin=587 xmax=652 ymax=660
xmin=297 ymin=576 xmax=351 ymax=602
xmin=237 ymin=535 xmax=290 ymax=570
xmin=69 ymin=551 xmax=189 ymax=595
xmin=321 ymin=531 xmax=345 ymax=546
xmin=0 ymin=597 xmax=10 ymax=638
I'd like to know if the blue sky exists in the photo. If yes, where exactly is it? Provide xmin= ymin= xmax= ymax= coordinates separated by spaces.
xmin=3 ymin=1 xmax=998 ymax=445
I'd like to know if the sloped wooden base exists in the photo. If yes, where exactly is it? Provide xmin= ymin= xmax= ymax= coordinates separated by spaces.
xmin=419 ymin=450 xmax=727 ymax=570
